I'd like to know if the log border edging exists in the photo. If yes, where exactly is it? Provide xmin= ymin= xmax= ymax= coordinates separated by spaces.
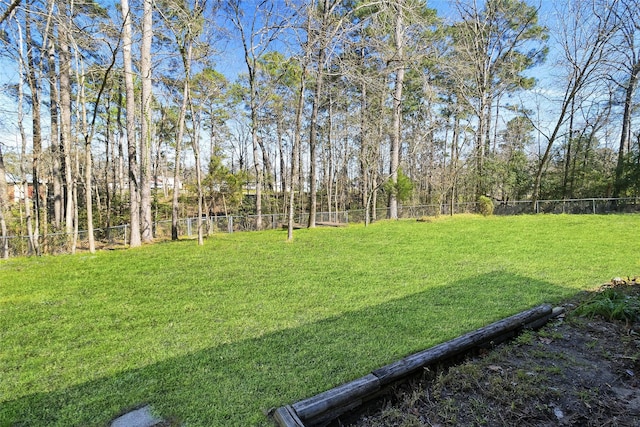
xmin=273 ymin=304 xmax=562 ymax=427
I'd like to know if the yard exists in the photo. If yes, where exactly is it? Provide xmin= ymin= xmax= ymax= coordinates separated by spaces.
xmin=1 ymin=214 xmax=638 ymax=426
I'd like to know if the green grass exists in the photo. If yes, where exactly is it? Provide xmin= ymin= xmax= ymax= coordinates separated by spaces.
xmin=1 ymin=214 xmax=638 ymax=426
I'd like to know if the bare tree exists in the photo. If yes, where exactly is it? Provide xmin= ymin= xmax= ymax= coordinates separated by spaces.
xmin=449 ymin=0 xmax=547 ymax=200
xmin=612 ymin=0 xmax=640 ymax=197
xmin=158 ymin=0 xmax=199 ymax=241
xmin=227 ymin=0 xmax=289 ymax=231
xmin=530 ymin=0 xmax=619 ymax=205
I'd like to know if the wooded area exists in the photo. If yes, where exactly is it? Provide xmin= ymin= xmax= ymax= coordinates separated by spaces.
xmin=0 ymin=0 xmax=639 ymax=257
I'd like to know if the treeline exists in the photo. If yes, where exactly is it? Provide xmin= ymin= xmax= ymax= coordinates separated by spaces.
xmin=0 ymin=0 xmax=639 ymax=256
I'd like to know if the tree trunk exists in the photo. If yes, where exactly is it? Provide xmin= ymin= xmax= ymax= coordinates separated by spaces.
xmin=25 ymin=5 xmax=41 ymax=254
xmin=17 ymin=55 xmax=35 ymax=254
xmin=72 ymin=148 xmax=79 ymax=254
xmin=105 ymin=100 xmax=113 ymax=239
xmin=82 ymin=84 xmax=96 ymax=253
xmin=388 ymin=3 xmax=405 ymax=220
xmin=277 ymin=117 xmax=286 ymax=202
xmin=191 ymin=109 xmax=204 ymax=245
xmin=116 ymin=85 xmax=126 ymax=207
xmin=474 ymin=91 xmax=489 ymax=200
xmin=307 ymin=61 xmax=324 ymax=228
xmin=450 ymin=114 xmax=460 ymax=215
xmin=121 ymin=0 xmax=141 ymax=247
xmin=171 ymin=101 xmax=187 ymax=241
xmin=373 ymin=84 xmax=385 ymax=222
xmin=59 ymin=1 xmax=74 ymax=243
xmin=307 ymin=0 xmax=330 ymax=228
xmin=258 ymin=136 xmax=274 ymax=193
xmin=327 ymin=93 xmax=334 ymax=221
xmin=182 ymin=37 xmax=204 ymax=246
xmin=288 ymin=62 xmax=306 ymax=242
xmin=360 ymin=81 xmax=369 ymax=224
xmin=140 ymin=0 xmax=153 ymax=243
xmin=48 ymin=37 xmax=63 ymax=229
xmin=562 ymin=97 xmax=576 ymax=198
xmin=0 ymin=144 xmax=9 ymax=259
xmin=250 ymin=105 xmax=263 ymax=229
xmin=288 ymin=7 xmax=310 ymax=241
xmin=171 ymin=83 xmax=187 ymax=240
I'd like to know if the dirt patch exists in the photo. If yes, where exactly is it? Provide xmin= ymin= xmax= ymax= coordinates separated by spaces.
xmin=344 ymin=280 xmax=640 ymax=427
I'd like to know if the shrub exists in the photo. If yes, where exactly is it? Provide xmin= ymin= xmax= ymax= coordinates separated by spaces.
xmin=574 ymin=288 xmax=640 ymax=323
xmin=384 ymin=169 xmax=414 ymax=203
xmin=478 ymin=196 xmax=494 ymax=216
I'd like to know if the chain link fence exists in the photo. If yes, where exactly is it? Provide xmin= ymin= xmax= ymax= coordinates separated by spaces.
xmin=3 ymin=197 xmax=640 ymax=257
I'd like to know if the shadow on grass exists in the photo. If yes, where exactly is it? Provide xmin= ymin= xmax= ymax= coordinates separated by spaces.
xmin=0 ymin=272 xmax=572 ymax=427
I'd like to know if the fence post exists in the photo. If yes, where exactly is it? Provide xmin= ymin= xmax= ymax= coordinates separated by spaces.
xmin=535 ymin=201 xmax=539 ymax=214
xmin=228 ymin=216 xmax=233 ymax=234
xmin=592 ymin=199 xmax=596 ymax=214
xmin=124 ymin=224 xmax=128 ymax=246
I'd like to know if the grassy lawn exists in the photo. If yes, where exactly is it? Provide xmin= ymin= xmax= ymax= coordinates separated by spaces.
xmin=1 ymin=214 xmax=638 ymax=426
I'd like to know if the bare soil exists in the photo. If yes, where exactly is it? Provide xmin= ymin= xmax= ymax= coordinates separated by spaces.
xmin=345 ymin=282 xmax=640 ymax=427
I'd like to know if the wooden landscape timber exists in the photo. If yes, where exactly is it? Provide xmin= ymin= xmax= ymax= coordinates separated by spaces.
xmin=273 ymin=304 xmax=562 ymax=427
